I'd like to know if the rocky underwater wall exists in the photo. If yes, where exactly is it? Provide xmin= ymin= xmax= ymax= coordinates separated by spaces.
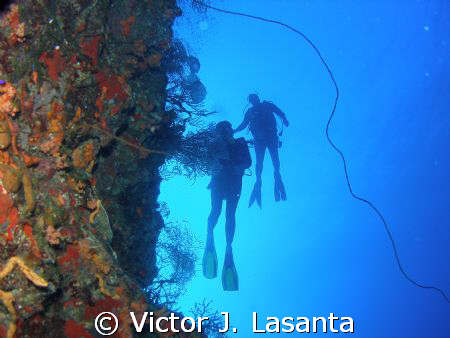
xmin=0 ymin=0 xmax=191 ymax=336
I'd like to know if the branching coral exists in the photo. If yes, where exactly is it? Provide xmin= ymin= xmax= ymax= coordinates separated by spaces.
xmin=162 ymin=123 xmax=224 ymax=180
xmin=0 ymin=256 xmax=48 ymax=288
xmin=0 ymin=256 xmax=48 ymax=338
xmin=147 ymin=221 xmax=198 ymax=309
xmin=163 ymin=39 xmax=211 ymax=130
xmin=191 ymin=299 xmax=229 ymax=338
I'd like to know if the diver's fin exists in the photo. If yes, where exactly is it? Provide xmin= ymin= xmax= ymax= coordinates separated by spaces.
xmin=274 ymin=173 xmax=287 ymax=202
xmin=274 ymin=182 xmax=280 ymax=202
xmin=248 ymin=181 xmax=262 ymax=208
xmin=202 ymin=233 xmax=217 ymax=279
xmin=280 ymin=179 xmax=286 ymax=201
xmin=255 ymin=186 xmax=262 ymax=208
xmin=222 ymin=245 xmax=239 ymax=291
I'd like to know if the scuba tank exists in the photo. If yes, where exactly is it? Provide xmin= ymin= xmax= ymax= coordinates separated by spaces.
xmin=241 ymin=100 xmax=286 ymax=149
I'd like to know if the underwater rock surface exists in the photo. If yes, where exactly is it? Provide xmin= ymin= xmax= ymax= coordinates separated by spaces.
xmin=0 ymin=0 xmax=197 ymax=336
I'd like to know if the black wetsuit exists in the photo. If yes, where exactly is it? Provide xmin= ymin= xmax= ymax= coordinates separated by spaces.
xmin=247 ymin=101 xmax=279 ymax=148
xmin=207 ymin=138 xmax=251 ymax=244
xmin=245 ymin=101 xmax=282 ymax=183
xmin=234 ymin=99 xmax=287 ymax=207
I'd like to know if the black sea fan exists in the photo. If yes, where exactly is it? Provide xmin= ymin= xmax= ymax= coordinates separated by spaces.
xmin=163 ymin=39 xmax=211 ymax=129
xmin=162 ymin=123 xmax=225 ymax=180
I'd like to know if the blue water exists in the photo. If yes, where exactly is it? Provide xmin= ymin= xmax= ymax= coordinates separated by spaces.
xmin=160 ymin=1 xmax=450 ymax=336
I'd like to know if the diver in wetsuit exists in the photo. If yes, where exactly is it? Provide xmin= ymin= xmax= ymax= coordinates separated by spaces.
xmin=202 ymin=121 xmax=252 ymax=291
xmin=234 ymin=93 xmax=289 ymax=208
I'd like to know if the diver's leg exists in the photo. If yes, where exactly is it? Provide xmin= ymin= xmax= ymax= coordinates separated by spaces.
xmin=267 ymin=136 xmax=280 ymax=175
xmin=225 ymin=189 xmax=240 ymax=246
xmin=249 ymin=140 xmax=265 ymax=208
xmin=222 ymin=186 xmax=240 ymax=291
xmin=203 ymin=188 xmax=222 ymax=279
xmin=254 ymin=139 xmax=266 ymax=183
xmin=268 ymin=136 xmax=286 ymax=201
xmin=207 ymin=188 xmax=223 ymax=233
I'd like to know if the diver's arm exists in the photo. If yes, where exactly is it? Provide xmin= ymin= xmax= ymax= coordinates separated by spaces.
xmin=272 ymin=103 xmax=289 ymax=127
xmin=233 ymin=110 xmax=251 ymax=133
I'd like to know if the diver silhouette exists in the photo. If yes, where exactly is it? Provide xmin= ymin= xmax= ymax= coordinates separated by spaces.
xmin=192 ymin=0 xmax=450 ymax=303
xmin=203 ymin=121 xmax=252 ymax=291
xmin=234 ymin=93 xmax=289 ymax=208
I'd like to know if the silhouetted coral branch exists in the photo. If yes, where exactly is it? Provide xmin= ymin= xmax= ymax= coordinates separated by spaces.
xmin=191 ymin=299 xmax=231 ymax=338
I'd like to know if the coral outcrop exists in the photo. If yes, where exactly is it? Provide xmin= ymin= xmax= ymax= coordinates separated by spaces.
xmin=0 ymin=0 xmax=194 ymax=336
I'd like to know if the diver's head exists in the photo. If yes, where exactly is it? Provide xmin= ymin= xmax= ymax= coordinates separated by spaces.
xmin=215 ymin=120 xmax=233 ymax=143
xmin=248 ymin=93 xmax=260 ymax=106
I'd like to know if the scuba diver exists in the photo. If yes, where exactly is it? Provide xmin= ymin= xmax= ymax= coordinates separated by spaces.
xmin=234 ymin=93 xmax=289 ymax=208
xmin=202 ymin=121 xmax=252 ymax=291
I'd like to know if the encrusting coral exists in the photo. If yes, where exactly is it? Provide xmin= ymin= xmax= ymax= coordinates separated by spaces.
xmin=0 ymin=290 xmax=14 ymax=338
xmin=0 ymin=82 xmax=18 ymax=117
xmin=0 ymin=0 xmax=203 ymax=336
xmin=0 ymin=118 xmax=11 ymax=150
xmin=0 ymin=164 xmax=21 ymax=193
xmin=0 ymin=4 xmax=25 ymax=45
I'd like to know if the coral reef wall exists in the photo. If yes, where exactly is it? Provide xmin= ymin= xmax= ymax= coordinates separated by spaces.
xmin=0 ymin=0 xmax=182 ymax=336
